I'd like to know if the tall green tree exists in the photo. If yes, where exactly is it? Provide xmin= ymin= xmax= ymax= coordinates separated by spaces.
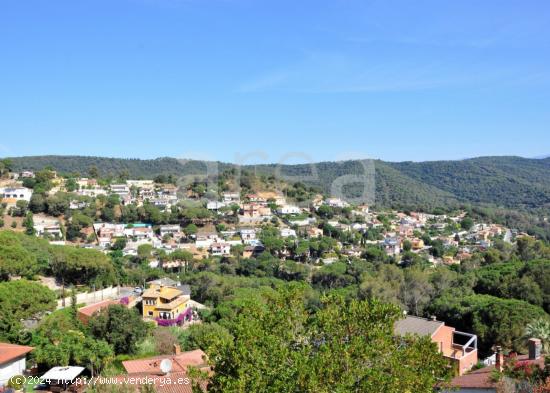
xmin=0 ymin=280 xmax=56 ymax=342
xmin=88 ymin=305 xmax=150 ymax=354
xmin=206 ymin=285 xmax=450 ymax=393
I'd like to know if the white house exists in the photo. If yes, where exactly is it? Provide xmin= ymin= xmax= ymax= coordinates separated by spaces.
xmin=69 ymin=200 xmax=87 ymax=210
xmin=289 ymin=217 xmax=316 ymax=227
xmin=93 ymin=223 xmax=126 ymax=239
xmin=207 ymin=201 xmax=227 ymax=210
xmin=280 ymin=228 xmax=297 ymax=238
xmin=34 ymin=218 xmax=63 ymax=239
xmin=110 ymin=184 xmax=130 ymax=201
xmin=351 ymin=223 xmax=368 ymax=231
xmin=325 ymin=198 xmax=349 ymax=208
xmin=124 ymin=225 xmax=154 ymax=240
xmin=97 ymin=236 xmax=112 ymax=248
xmin=210 ymin=242 xmax=231 ymax=256
xmin=126 ymin=179 xmax=155 ymax=189
xmin=159 ymin=224 xmax=181 ymax=238
xmin=0 ymin=343 xmax=33 ymax=387
xmin=77 ymin=187 xmax=107 ymax=197
xmin=240 ymin=228 xmax=257 ymax=241
xmin=223 ymin=192 xmax=240 ymax=203
xmin=277 ymin=205 xmax=301 ymax=215
xmin=0 ymin=187 xmax=33 ymax=206
xmin=196 ymin=232 xmax=221 ymax=248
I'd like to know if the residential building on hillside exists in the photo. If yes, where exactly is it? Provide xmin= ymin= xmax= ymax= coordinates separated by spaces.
xmin=77 ymin=299 xmax=118 ymax=325
xmin=126 ymin=179 xmax=155 ymax=189
xmin=159 ymin=224 xmax=181 ymax=238
xmin=325 ymin=197 xmax=349 ymax=208
xmin=110 ymin=184 xmax=130 ymax=199
xmin=0 ymin=186 xmax=33 ymax=206
xmin=277 ymin=205 xmax=301 ymax=215
xmin=445 ymin=340 xmax=545 ymax=393
xmin=142 ymin=283 xmax=190 ymax=321
xmin=210 ymin=242 xmax=231 ymax=256
xmin=124 ymin=225 xmax=154 ymax=240
xmin=222 ymin=192 xmax=240 ymax=203
xmin=280 ymin=228 xmax=297 ymax=238
xmin=394 ymin=315 xmax=478 ymax=376
xmin=111 ymin=348 xmax=208 ymax=392
xmin=33 ymin=215 xmax=63 ymax=239
xmin=207 ymin=200 xmax=227 ymax=210
xmin=240 ymin=228 xmax=257 ymax=242
xmin=122 ymin=348 xmax=208 ymax=375
xmin=77 ymin=186 xmax=107 ymax=197
xmin=0 ymin=343 xmax=33 ymax=387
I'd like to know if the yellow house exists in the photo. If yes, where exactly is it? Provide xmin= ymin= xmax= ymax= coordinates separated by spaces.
xmin=142 ymin=284 xmax=189 ymax=320
xmin=411 ymin=238 xmax=425 ymax=250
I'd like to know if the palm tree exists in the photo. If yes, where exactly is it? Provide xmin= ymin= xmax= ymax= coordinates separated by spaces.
xmin=525 ymin=318 xmax=550 ymax=353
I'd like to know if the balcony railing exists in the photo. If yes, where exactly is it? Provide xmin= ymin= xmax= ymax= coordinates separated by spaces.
xmin=447 ymin=331 xmax=477 ymax=359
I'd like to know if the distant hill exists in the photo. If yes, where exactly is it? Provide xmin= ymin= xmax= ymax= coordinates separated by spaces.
xmin=5 ymin=156 xmax=232 ymax=179
xmin=5 ymin=155 xmax=550 ymax=211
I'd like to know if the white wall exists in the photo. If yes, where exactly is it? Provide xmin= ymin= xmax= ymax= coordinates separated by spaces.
xmin=57 ymin=286 xmax=120 ymax=309
xmin=0 ymin=356 xmax=26 ymax=386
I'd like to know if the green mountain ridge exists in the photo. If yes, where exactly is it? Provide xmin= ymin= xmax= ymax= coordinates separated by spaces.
xmin=5 ymin=155 xmax=550 ymax=211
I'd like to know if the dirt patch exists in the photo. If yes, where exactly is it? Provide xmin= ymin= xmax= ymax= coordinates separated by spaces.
xmin=1 ymin=213 xmax=25 ymax=232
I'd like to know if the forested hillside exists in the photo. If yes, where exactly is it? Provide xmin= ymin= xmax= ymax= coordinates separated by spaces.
xmin=7 ymin=155 xmax=550 ymax=212
xmin=388 ymin=156 xmax=550 ymax=209
xmin=6 ymin=156 xmax=232 ymax=179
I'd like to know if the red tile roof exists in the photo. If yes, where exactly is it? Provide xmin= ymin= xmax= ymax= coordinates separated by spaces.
xmin=448 ymin=365 xmax=496 ymax=389
xmin=122 ymin=349 xmax=208 ymax=375
xmin=78 ymin=299 xmax=118 ymax=317
xmin=449 ymin=354 xmax=546 ymax=389
xmin=0 ymin=343 xmax=33 ymax=365
xmin=114 ymin=349 xmax=209 ymax=393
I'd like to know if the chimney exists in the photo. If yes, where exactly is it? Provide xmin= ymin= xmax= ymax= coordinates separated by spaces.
xmin=495 ymin=346 xmax=504 ymax=372
xmin=528 ymin=338 xmax=542 ymax=360
xmin=173 ymin=344 xmax=181 ymax=355
xmin=431 ymin=315 xmax=437 ymax=322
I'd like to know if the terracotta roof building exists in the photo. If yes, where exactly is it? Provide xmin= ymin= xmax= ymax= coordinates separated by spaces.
xmin=395 ymin=316 xmax=478 ymax=376
xmin=111 ymin=348 xmax=209 ymax=393
xmin=445 ymin=352 xmax=546 ymax=393
xmin=77 ymin=299 xmax=118 ymax=325
xmin=0 ymin=343 xmax=33 ymax=387
xmin=123 ymin=349 xmax=207 ymax=375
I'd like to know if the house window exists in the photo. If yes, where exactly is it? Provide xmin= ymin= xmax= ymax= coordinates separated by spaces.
xmin=148 ymin=311 xmax=153 ymax=316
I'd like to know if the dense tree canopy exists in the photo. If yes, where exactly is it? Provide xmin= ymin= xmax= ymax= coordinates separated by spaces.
xmin=88 ymin=305 xmax=150 ymax=354
xmin=0 ymin=280 xmax=56 ymax=342
xmin=48 ymin=244 xmax=117 ymax=286
xmin=205 ymin=285 xmax=450 ymax=393
xmin=429 ymin=293 xmax=549 ymax=355
xmin=473 ymin=260 xmax=550 ymax=312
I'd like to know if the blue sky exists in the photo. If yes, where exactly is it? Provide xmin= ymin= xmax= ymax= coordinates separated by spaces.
xmin=1 ymin=0 xmax=549 ymax=163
